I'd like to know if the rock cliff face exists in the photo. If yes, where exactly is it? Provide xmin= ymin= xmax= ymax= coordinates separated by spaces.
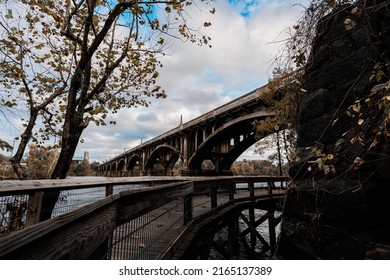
xmin=277 ymin=2 xmax=390 ymax=259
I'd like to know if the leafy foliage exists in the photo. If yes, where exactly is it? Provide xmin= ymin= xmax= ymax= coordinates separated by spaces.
xmin=254 ymin=129 xmax=296 ymax=170
xmin=68 ymin=159 xmax=100 ymax=176
xmin=0 ymin=0 xmax=215 ymax=179
xmin=231 ymin=159 xmax=284 ymax=176
xmin=335 ymin=78 xmax=390 ymax=173
xmin=252 ymin=68 xmax=303 ymax=170
xmin=26 ymin=144 xmax=59 ymax=179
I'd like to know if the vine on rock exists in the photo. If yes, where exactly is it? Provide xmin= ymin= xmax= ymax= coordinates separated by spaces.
xmin=264 ymin=0 xmax=390 ymax=179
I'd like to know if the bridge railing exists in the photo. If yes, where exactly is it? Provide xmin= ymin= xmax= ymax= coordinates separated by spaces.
xmin=0 ymin=176 xmax=289 ymax=259
xmin=0 ymin=177 xmax=185 ymax=235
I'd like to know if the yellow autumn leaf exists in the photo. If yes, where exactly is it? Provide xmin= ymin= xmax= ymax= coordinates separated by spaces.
xmin=351 ymin=7 xmax=359 ymax=14
xmin=344 ymin=18 xmax=356 ymax=30
xmin=351 ymin=104 xmax=360 ymax=112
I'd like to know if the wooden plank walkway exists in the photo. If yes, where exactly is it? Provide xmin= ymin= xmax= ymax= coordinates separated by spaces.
xmin=0 ymin=176 xmax=289 ymax=260
xmin=108 ymin=188 xmax=285 ymax=260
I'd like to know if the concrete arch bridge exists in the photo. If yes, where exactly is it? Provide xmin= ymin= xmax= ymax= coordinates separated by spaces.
xmin=99 ymin=84 xmax=277 ymax=177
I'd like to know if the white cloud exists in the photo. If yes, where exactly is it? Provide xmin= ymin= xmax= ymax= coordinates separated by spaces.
xmin=76 ymin=0 xmax=306 ymax=162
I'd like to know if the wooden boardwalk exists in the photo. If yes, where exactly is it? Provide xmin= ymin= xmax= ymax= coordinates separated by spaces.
xmin=0 ymin=176 xmax=288 ymax=260
xmin=108 ymin=188 xmax=285 ymax=260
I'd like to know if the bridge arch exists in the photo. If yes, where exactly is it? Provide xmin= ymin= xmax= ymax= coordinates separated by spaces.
xmin=117 ymin=159 xmax=126 ymax=176
xmin=102 ymin=163 xmax=111 ymax=176
xmin=110 ymin=162 xmax=117 ymax=176
xmin=144 ymin=144 xmax=181 ymax=176
xmin=127 ymin=154 xmax=141 ymax=176
xmin=188 ymin=111 xmax=275 ymax=174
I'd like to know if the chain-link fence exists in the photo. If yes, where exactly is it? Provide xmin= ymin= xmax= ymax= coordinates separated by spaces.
xmin=0 ymin=180 xmax=149 ymax=236
xmin=0 ymin=194 xmax=29 ymax=235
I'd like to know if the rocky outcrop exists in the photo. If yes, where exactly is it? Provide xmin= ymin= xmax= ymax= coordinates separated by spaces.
xmin=290 ymin=1 xmax=390 ymax=176
xmin=278 ymin=2 xmax=390 ymax=259
xmin=277 ymin=178 xmax=390 ymax=259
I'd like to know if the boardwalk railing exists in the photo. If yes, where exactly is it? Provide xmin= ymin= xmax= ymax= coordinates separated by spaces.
xmin=0 ymin=176 xmax=288 ymax=259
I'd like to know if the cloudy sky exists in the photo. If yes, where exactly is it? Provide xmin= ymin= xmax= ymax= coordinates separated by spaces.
xmin=1 ymin=0 xmax=308 ymax=163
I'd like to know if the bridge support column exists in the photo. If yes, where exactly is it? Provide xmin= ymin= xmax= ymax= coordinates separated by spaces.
xmin=140 ymin=151 xmax=146 ymax=176
xmin=183 ymin=137 xmax=189 ymax=168
xmin=179 ymin=136 xmax=191 ymax=175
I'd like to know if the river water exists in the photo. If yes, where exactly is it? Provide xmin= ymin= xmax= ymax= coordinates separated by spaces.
xmin=52 ymin=183 xmax=146 ymax=217
xmin=208 ymin=209 xmax=281 ymax=260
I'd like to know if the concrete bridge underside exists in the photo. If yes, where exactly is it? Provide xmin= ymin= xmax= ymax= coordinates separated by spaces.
xmin=99 ymin=85 xmax=276 ymax=177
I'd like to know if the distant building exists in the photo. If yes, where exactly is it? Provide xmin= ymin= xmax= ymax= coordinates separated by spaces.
xmin=72 ymin=155 xmax=84 ymax=164
xmin=84 ymin=151 xmax=89 ymax=161
xmin=72 ymin=151 xmax=90 ymax=164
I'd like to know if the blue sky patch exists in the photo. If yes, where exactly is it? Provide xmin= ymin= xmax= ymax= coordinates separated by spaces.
xmin=227 ymin=0 xmax=262 ymax=18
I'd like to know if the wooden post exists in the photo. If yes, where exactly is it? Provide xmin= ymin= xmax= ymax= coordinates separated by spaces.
xmin=228 ymin=212 xmax=238 ymax=258
xmin=249 ymin=206 xmax=256 ymax=251
xmin=210 ymin=187 xmax=217 ymax=209
xmin=92 ymin=184 xmax=114 ymax=259
xmin=267 ymin=181 xmax=274 ymax=197
xmin=183 ymin=194 xmax=192 ymax=225
xmin=268 ymin=210 xmax=276 ymax=256
xmin=105 ymin=184 xmax=114 ymax=197
xmin=25 ymin=191 xmax=43 ymax=227
xmin=247 ymin=182 xmax=256 ymax=251
xmin=248 ymin=181 xmax=254 ymax=199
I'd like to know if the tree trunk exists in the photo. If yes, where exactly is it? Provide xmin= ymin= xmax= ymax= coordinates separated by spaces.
xmin=9 ymin=110 xmax=39 ymax=180
xmin=51 ymin=130 xmax=83 ymax=179
xmin=39 ymin=115 xmax=86 ymax=221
